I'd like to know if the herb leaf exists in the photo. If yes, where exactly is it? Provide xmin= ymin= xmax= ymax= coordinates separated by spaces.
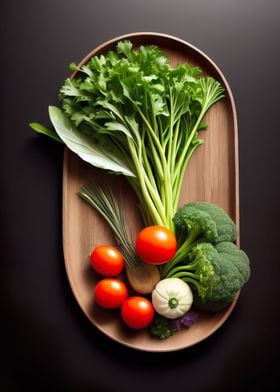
xmin=48 ymin=106 xmax=135 ymax=177
xmin=29 ymin=122 xmax=62 ymax=143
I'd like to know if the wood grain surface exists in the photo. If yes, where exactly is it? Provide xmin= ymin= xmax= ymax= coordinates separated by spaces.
xmin=62 ymin=33 xmax=239 ymax=351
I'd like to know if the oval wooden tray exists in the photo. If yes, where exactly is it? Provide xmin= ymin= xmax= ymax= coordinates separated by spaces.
xmin=62 ymin=32 xmax=239 ymax=352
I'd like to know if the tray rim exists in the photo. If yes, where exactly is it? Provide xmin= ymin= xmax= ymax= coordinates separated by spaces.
xmin=62 ymin=32 xmax=240 ymax=352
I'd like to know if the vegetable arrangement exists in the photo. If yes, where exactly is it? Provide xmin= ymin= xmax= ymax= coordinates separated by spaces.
xmin=30 ymin=40 xmax=224 ymax=231
xmin=30 ymin=39 xmax=251 ymax=341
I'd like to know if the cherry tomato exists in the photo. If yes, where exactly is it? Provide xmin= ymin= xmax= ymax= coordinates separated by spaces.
xmin=135 ymin=225 xmax=177 ymax=265
xmin=121 ymin=296 xmax=155 ymax=329
xmin=90 ymin=245 xmax=125 ymax=276
xmin=94 ymin=279 xmax=128 ymax=308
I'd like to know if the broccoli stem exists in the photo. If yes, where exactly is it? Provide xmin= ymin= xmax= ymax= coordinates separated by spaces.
xmin=164 ymin=245 xmax=209 ymax=281
xmin=168 ymin=271 xmax=200 ymax=280
xmin=181 ymin=277 xmax=207 ymax=299
xmin=166 ymin=271 xmax=209 ymax=300
xmin=164 ymin=262 xmax=197 ymax=278
xmin=161 ymin=227 xmax=202 ymax=277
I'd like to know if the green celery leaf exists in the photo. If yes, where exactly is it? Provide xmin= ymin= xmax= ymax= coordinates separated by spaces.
xmin=48 ymin=106 xmax=135 ymax=177
xmin=102 ymin=121 xmax=132 ymax=138
xmin=80 ymin=65 xmax=93 ymax=77
xmin=60 ymin=79 xmax=81 ymax=97
xmin=116 ymin=40 xmax=133 ymax=57
xmin=95 ymin=101 xmax=125 ymax=121
xmin=29 ymin=122 xmax=62 ymax=143
xmin=125 ymin=115 xmax=139 ymax=135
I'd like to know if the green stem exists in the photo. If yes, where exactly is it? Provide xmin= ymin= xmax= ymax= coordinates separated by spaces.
xmin=174 ymin=110 xmax=206 ymax=180
xmin=170 ymin=119 xmax=181 ymax=178
xmin=164 ymin=262 xmax=197 ymax=278
xmin=181 ymin=277 xmax=203 ymax=293
xmin=172 ymin=139 xmax=203 ymax=210
xmin=161 ymin=242 xmax=191 ymax=278
xmin=166 ymin=87 xmax=175 ymax=166
xmin=174 ymin=80 xmax=224 ymax=180
xmin=168 ymin=271 xmax=198 ymax=280
xmin=127 ymin=137 xmax=164 ymax=226
xmin=135 ymin=105 xmax=166 ymax=167
xmin=161 ymin=228 xmax=201 ymax=277
xmin=136 ymin=104 xmax=174 ymax=231
xmin=141 ymin=131 xmax=158 ymax=191
xmin=142 ymin=170 xmax=166 ymax=220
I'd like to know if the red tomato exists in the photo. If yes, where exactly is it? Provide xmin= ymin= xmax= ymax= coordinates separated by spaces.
xmin=135 ymin=225 xmax=177 ymax=265
xmin=121 ymin=296 xmax=155 ymax=329
xmin=94 ymin=279 xmax=128 ymax=308
xmin=90 ymin=245 xmax=125 ymax=276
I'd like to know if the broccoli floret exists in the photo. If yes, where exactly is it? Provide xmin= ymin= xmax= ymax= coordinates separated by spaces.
xmin=193 ymin=242 xmax=250 ymax=311
xmin=163 ymin=241 xmax=250 ymax=312
xmin=162 ymin=202 xmax=237 ymax=277
xmin=174 ymin=202 xmax=237 ymax=245
xmin=215 ymin=241 xmax=250 ymax=283
xmin=173 ymin=206 xmax=219 ymax=245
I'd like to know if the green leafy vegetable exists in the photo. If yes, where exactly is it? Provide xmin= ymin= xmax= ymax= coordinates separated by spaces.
xmin=49 ymin=106 xmax=134 ymax=177
xmin=29 ymin=122 xmax=62 ymax=143
xmin=149 ymin=315 xmax=174 ymax=340
xmin=31 ymin=40 xmax=225 ymax=231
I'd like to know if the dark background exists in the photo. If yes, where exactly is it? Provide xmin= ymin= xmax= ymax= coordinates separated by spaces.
xmin=1 ymin=0 xmax=279 ymax=390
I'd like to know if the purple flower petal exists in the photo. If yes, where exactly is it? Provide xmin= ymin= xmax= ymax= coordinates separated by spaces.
xmin=170 ymin=319 xmax=182 ymax=332
xmin=170 ymin=310 xmax=198 ymax=332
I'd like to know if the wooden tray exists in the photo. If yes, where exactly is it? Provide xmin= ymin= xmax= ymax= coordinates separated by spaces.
xmin=62 ymin=32 xmax=239 ymax=352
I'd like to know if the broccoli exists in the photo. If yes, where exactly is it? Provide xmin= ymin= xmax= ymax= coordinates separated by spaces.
xmin=164 ymin=241 xmax=250 ymax=311
xmin=161 ymin=202 xmax=237 ymax=278
xmin=193 ymin=242 xmax=250 ymax=311
xmin=215 ymin=241 xmax=250 ymax=283
xmin=174 ymin=201 xmax=237 ymax=245
xmin=164 ymin=242 xmax=218 ymax=299
xmin=161 ymin=202 xmax=250 ymax=311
